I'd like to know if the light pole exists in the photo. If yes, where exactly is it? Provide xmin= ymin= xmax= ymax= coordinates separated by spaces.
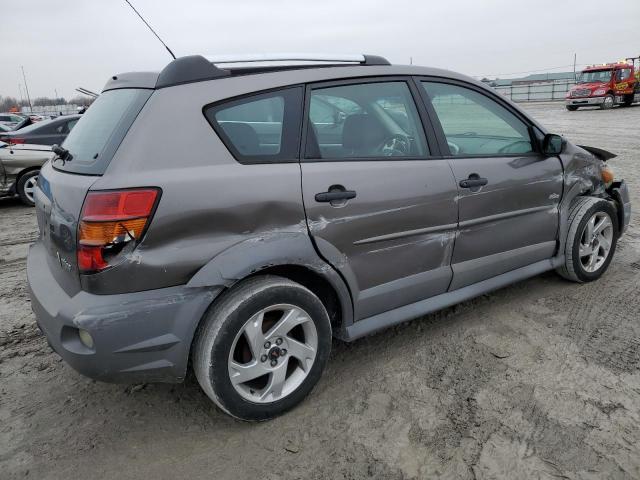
xmin=21 ymin=66 xmax=33 ymax=112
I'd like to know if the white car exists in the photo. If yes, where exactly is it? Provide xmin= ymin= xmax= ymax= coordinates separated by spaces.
xmin=0 ymin=113 xmax=26 ymax=129
xmin=0 ymin=142 xmax=53 ymax=206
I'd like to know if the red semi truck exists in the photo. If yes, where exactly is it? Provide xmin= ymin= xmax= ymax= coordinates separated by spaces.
xmin=566 ymin=57 xmax=640 ymax=110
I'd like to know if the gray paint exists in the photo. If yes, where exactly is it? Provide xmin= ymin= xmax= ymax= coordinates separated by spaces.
xmin=28 ymin=240 xmax=218 ymax=383
xmin=27 ymin=59 xmax=627 ymax=383
xmin=447 ymin=154 xmax=563 ymax=289
xmin=345 ymin=256 xmax=565 ymax=341
xmin=301 ymin=159 xmax=458 ymax=320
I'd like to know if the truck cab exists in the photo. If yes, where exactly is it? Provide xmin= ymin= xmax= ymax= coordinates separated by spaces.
xmin=566 ymin=60 xmax=640 ymax=110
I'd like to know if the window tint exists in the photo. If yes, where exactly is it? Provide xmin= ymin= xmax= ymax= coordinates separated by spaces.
xmin=54 ymin=89 xmax=152 ymax=175
xmin=305 ymin=82 xmax=428 ymax=160
xmin=205 ymin=87 xmax=303 ymax=164
xmin=421 ymin=82 xmax=534 ymax=156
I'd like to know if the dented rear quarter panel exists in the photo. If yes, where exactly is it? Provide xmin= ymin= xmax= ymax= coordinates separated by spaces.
xmin=82 ymin=81 xmax=310 ymax=295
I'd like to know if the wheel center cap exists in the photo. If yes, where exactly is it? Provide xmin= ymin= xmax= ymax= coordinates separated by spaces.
xmin=268 ymin=347 xmax=281 ymax=360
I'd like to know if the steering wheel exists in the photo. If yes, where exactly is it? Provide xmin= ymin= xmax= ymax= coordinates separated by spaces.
xmin=498 ymin=140 xmax=532 ymax=154
xmin=377 ymin=134 xmax=411 ymax=156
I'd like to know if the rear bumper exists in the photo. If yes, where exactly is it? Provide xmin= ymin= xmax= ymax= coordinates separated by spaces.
xmin=611 ymin=180 xmax=631 ymax=235
xmin=566 ymin=96 xmax=605 ymax=106
xmin=27 ymin=240 xmax=220 ymax=383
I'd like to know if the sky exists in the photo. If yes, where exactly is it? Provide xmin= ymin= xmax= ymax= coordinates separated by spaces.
xmin=1 ymin=0 xmax=639 ymax=100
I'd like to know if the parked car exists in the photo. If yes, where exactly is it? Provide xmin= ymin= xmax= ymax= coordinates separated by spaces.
xmin=27 ymin=54 xmax=631 ymax=421
xmin=0 ymin=114 xmax=80 ymax=145
xmin=0 ymin=113 xmax=26 ymax=129
xmin=0 ymin=141 xmax=52 ymax=206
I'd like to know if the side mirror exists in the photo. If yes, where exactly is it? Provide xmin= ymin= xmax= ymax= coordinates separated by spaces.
xmin=542 ymin=133 xmax=564 ymax=155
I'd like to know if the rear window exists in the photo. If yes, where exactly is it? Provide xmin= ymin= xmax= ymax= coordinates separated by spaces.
xmin=53 ymin=89 xmax=152 ymax=175
xmin=204 ymin=87 xmax=303 ymax=164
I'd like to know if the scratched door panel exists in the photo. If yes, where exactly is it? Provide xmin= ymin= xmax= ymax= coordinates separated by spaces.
xmin=301 ymin=160 xmax=458 ymax=320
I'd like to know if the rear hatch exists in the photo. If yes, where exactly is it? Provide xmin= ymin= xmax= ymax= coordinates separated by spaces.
xmin=35 ymin=88 xmax=152 ymax=296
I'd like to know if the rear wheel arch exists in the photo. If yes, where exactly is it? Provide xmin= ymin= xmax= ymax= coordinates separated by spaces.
xmin=186 ymin=233 xmax=354 ymax=337
xmin=14 ymin=166 xmax=40 ymax=186
xmin=246 ymin=264 xmax=344 ymax=331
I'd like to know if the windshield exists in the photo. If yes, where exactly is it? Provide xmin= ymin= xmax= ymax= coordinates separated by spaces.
xmin=577 ymin=69 xmax=612 ymax=84
xmin=54 ymin=89 xmax=152 ymax=175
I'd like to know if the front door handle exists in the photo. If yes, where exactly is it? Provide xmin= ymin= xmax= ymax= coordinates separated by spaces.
xmin=459 ymin=173 xmax=488 ymax=189
xmin=315 ymin=189 xmax=357 ymax=203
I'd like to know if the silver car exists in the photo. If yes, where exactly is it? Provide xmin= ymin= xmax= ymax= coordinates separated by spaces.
xmin=0 ymin=141 xmax=52 ymax=206
xmin=27 ymin=54 xmax=631 ymax=420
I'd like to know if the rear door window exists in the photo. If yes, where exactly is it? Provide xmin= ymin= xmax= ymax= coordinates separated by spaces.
xmin=53 ymin=89 xmax=152 ymax=175
xmin=305 ymin=81 xmax=429 ymax=160
xmin=204 ymin=87 xmax=303 ymax=164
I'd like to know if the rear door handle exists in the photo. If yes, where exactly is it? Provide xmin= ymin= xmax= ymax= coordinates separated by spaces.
xmin=459 ymin=173 xmax=488 ymax=189
xmin=315 ymin=190 xmax=357 ymax=202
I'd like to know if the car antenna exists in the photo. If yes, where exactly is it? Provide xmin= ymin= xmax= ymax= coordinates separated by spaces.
xmin=122 ymin=0 xmax=176 ymax=60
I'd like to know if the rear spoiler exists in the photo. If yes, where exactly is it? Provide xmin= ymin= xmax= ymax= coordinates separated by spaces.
xmin=578 ymin=145 xmax=617 ymax=161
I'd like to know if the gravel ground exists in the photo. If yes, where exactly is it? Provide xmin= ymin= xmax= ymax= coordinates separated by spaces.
xmin=1 ymin=103 xmax=639 ymax=480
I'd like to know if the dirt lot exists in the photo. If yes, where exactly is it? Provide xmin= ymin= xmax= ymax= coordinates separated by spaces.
xmin=1 ymin=103 xmax=639 ymax=479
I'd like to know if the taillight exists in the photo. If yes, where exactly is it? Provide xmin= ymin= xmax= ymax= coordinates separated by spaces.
xmin=77 ymin=188 xmax=159 ymax=273
xmin=4 ymin=137 xmax=25 ymax=144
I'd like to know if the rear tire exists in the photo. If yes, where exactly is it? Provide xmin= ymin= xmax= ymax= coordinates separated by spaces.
xmin=566 ymin=105 xmax=578 ymax=111
xmin=17 ymin=170 xmax=39 ymax=207
xmin=556 ymin=197 xmax=618 ymax=283
xmin=193 ymin=275 xmax=332 ymax=421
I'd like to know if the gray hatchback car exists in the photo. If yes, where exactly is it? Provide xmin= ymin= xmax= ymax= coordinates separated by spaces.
xmin=27 ymin=54 xmax=631 ymax=421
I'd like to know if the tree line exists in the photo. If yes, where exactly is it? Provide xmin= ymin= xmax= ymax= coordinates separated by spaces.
xmin=0 ymin=95 xmax=94 ymax=112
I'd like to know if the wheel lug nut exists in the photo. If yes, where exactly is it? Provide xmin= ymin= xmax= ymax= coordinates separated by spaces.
xmin=264 ymin=341 xmax=271 ymax=349
xmin=260 ymin=354 xmax=267 ymax=362
xmin=275 ymin=338 xmax=283 ymax=345
xmin=281 ymin=349 xmax=287 ymax=355
xmin=270 ymin=359 xmax=277 ymax=367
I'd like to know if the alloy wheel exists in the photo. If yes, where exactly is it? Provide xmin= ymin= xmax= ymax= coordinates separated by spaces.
xmin=228 ymin=304 xmax=318 ymax=403
xmin=579 ymin=212 xmax=613 ymax=273
xmin=23 ymin=175 xmax=38 ymax=204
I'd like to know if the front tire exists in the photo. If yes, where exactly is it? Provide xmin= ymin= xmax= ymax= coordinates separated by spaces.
xmin=566 ymin=105 xmax=578 ymax=111
xmin=17 ymin=170 xmax=39 ymax=207
xmin=600 ymin=94 xmax=615 ymax=110
xmin=193 ymin=275 xmax=332 ymax=421
xmin=557 ymin=197 xmax=618 ymax=283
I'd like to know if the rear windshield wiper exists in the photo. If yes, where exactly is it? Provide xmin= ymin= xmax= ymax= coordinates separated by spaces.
xmin=52 ymin=144 xmax=73 ymax=164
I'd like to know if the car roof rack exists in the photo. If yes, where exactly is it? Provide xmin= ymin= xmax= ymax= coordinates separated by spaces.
xmin=155 ymin=54 xmax=390 ymax=89
xmin=204 ymin=53 xmax=390 ymax=66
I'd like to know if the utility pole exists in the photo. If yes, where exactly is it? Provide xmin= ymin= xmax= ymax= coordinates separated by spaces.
xmin=21 ymin=66 xmax=33 ymax=112
xmin=573 ymin=53 xmax=577 ymax=81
